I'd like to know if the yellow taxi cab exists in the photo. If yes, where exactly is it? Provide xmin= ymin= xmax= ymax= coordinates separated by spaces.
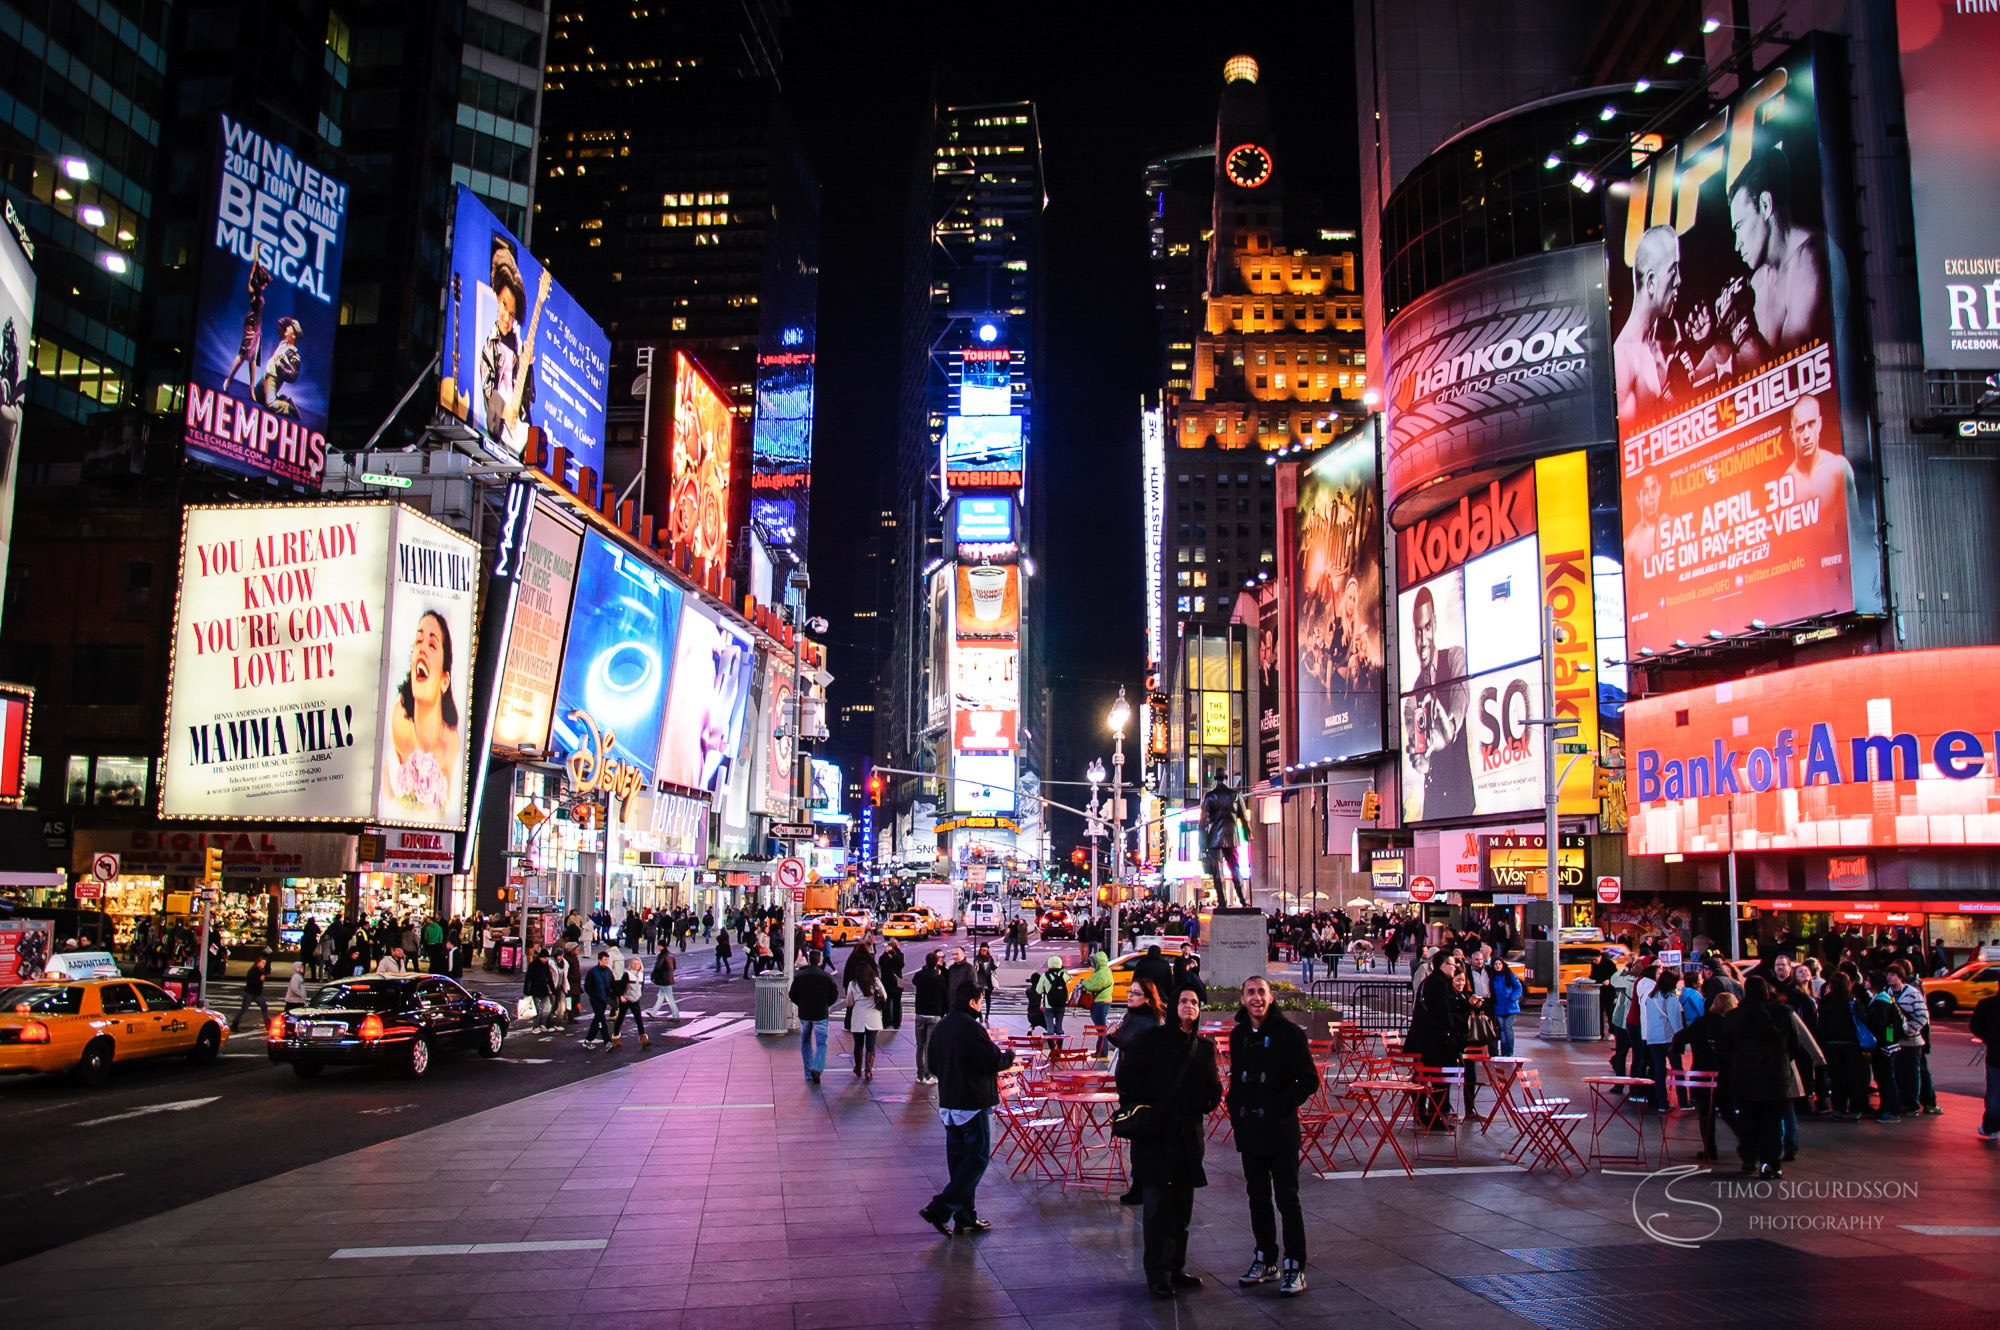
xmin=0 ymin=976 xmax=230 ymax=1085
xmin=912 ymin=905 xmax=955 ymax=936
xmin=1066 ymin=949 xmax=1193 ymax=1005
xmin=883 ymin=912 xmax=929 ymax=940
xmin=814 ymin=913 xmax=864 ymax=946
xmin=1922 ymin=958 xmax=2000 ymax=1017
xmin=1503 ymin=942 xmax=1627 ymax=995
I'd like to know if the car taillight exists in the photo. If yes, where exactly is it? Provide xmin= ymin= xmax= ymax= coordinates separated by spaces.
xmin=18 ymin=1021 xmax=49 ymax=1044
xmin=268 ymin=1016 xmax=286 ymax=1041
xmin=359 ymin=1014 xmax=384 ymax=1041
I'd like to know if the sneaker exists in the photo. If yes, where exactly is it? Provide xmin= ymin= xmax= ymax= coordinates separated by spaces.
xmin=1239 ymin=1258 xmax=1277 ymax=1285
xmin=1876 ymin=1113 xmax=1902 ymax=1123
xmin=1922 ymin=1106 xmax=1944 ymax=1116
xmin=1279 ymin=1262 xmax=1307 ymax=1295
xmin=1976 ymin=1128 xmax=1997 ymax=1141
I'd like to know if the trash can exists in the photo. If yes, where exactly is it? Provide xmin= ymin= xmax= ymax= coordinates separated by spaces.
xmin=161 ymin=966 xmax=201 ymax=1005
xmin=754 ymin=971 xmax=791 ymax=1035
xmin=1565 ymin=978 xmax=1602 ymax=1041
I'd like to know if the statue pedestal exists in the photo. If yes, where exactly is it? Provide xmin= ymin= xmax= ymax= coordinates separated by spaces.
xmin=1206 ymin=908 xmax=1268 ymax=990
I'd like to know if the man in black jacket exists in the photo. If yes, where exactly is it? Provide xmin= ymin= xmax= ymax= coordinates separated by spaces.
xmin=1134 ymin=944 xmax=1175 ymax=1000
xmin=880 ymin=939 xmax=906 ymax=1030
xmin=1972 ymin=989 xmax=2000 ymax=1140
xmin=789 ymin=957 xmax=841 ymax=1084
xmin=1226 ymin=975 xmax=1319 ymax=1295
xmin=918 ymin=984 xmax=1015 ymax=1237
xmin=911 ymin=950 xmax=950 ymax=1085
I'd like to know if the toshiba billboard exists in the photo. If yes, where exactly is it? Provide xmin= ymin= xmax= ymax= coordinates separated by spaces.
xmin=1626 ymin=647 xmax=2000 ymax=855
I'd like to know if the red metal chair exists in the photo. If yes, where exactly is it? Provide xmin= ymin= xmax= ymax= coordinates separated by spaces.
xmin=1408 ymin=1065 xmax=1465 ymax=1165
xmin=1660 ymin=1069 xmax=1720 ymax=1165
xmin=1513 ymin=1068 xmax=1586 ymax=1176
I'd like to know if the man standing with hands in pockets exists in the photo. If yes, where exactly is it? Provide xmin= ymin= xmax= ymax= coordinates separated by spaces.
xmin=1227 ymin=975 xmax=1319 ymax=1295
xmin=918 ymin=983 xmax=1015 ymax=1237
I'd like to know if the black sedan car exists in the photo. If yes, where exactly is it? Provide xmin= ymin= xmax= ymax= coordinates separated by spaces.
xmin=1038 ymin=908 xmax=1075 ymax=940
xmin=268 ymin=974 xmax=509 ymax=1079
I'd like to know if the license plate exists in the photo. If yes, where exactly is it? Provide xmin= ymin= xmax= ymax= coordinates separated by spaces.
xmin=311 ymin=1023 xmax=344 ymax=1040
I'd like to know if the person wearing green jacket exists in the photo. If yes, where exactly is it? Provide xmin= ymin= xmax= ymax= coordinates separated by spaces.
xmin=1083 ymin=952 xmax=1116 ymax=1056
xmin=422 ymin=917 xmax=445 ymax=973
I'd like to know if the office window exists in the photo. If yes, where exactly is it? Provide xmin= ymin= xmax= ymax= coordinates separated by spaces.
xmin=66 ymin=756 xmax=89 ymax=805
xmin=1193 ymin=548 xmax=1206 ymax=563
xmin=92 ymin=756 xmax=148 ymax=807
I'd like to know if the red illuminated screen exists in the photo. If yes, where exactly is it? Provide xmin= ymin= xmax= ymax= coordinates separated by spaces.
xmin=669 ymin=351 xmax=733 ymax=566
xmin=1609 ymin=46 xmax=1864 ymax=654
xmin=1625 ymin=646 xmax=2000 ymax=853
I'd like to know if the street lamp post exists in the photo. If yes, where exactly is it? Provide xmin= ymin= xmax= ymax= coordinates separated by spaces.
xmin=1086 ymin=758 xmax=1106 ymax=938
xmin=1108 ymin=687 xmax=1131 ymax=957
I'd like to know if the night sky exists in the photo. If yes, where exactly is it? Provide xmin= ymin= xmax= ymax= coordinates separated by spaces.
xmin=786 ymin=1 xmax=1358 ymax=838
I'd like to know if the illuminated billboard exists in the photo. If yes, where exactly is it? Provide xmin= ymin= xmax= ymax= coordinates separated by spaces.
xmin=0 ymin=210 xmax=32 ymax=633
xmin=951 ymin=495 xmax=1014 ymax=547
xmin=183 ymin=114 xmax=348 ymax=490
xmin=944 ymin=414 xmax=1023 ymax=486
xmin=952 ymin=753 xmax=1016 ymax=815
xmin=961 ymin=345 xmax=1012 ymax=415
xmin=751 ymin=348 xmax=812 ymax=552
xmin=549 ymin=530 xmax=680 ymax=788
xmin=1395 ymin=458 xmax=1598 ymax=822
xmin=1142 ymin=404 xmax=1166 ymax=671
xmin=1607 ymin=39 xmax=1880 ymax=656
xmin=1382 ymin=246 xmax=1614 ymax=525
xmin=1896 ymin=1 xmax=2000 ymax=368
xmin=810 ymin=758 xmax=843 ymax=824
xmin=926 ymin=566 xmax=951 ymax=729
xmin=490 ymin=504 xmax=582 ymax=750
xmin=1626 ymin=647 xmax=2000 ymax=853
xmin=667 ymin=351 xmax=734 ymax=566
xmin=1290 ymin=419 xmax=1384 ymax=762
xmin=953 ymin=564 xmax=1019 ymax=642
xmin=656 ymin=601 xmax=756 ymax=795
xmin=951 ymin=645 xmax=1018 ymax=754
xmin=440 ymin=187 xmax=609 ymax=487
xmin=161 ymin=503 xmax=478 ymax=828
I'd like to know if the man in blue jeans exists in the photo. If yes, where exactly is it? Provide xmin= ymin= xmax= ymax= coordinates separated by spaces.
xmin=788 ymin=954 xmax=840 ymax=1085
xmin=919 ymin=985 xmax=1015 ymax=1237
xmin=1971 ymin=990 xmax=2000 ymax=1140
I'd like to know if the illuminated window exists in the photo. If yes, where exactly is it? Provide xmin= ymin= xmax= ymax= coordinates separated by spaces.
xmin=1177 ymin=547 xmax=1190 ymax=563
xmin=1177 ymin=596 xmax=1192 ymax=613
xmin=1177 ymin=571 xmax=1191 ymax=587
xmin=1274 ymin=374 xmax=1285 ymax=390
xmin=1255 ymin=352 xmax=1267 ymax=365
xmin=1193 ymin=597 xmax=1205 ymax=613
xmin=1193 ymin=548 xmax=1206 ymax=563
xmin=672 ymin=316 xmax=687 ymax=330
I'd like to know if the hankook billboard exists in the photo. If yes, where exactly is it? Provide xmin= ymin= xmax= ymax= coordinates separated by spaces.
xmin=1382 ymin=245 xmax=1615 ymax=527
xmin=1608 ymin=38 xmax=1881 ymax=656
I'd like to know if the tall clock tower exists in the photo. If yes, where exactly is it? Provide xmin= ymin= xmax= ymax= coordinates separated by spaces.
xmin=1209 ymin=55 xmax=1281 ymax=297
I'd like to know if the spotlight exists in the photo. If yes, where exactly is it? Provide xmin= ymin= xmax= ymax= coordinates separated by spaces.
xmin=1639 ymin=647 xmax=1656 ymax=657
xmin=1666 ymin=49 xmax=1685 ymax=64
xmin=1633 ymin=79 xmax=1651 ymax=93
xmin=1572 ymin=129 xmax=1590 ymax=145
xmin=1673 ymin=638 xmax=1689 ymax=648
xmin=79 ymin=205 xmax=107 ymax=227
xmin=1571 ymin=171 xmax=1597 ymax=194
xmin=1707 ymin=628 xmax=1726 ymax=640
xmin=101 ymin=253 xmax=128 ymax=275
xmin=1545 ymin=154 xmax=1562 ymax=170
xmin=1749 ymin=619 xmax=1767 ymax=631
xmin=59 ymin=156 xmax=90 ymax=181
xmin=978 ymin=322 xmax=998 ymax=343
xmin=1702 ymin=17 xmax=1721 ymax=33
xmin=1599 ymin=104 xmax=1618 ymax=121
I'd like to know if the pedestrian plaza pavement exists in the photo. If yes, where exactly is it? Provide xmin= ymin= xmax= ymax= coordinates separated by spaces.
xmin=3 ymin=1002 xmax=1998 ymax=1330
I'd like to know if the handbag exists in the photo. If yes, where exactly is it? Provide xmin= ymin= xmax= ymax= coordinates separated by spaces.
xmin=1111 ymin=1034 xmax=1199 ymax=1141
xmin=1465 ymin=1012 xmax=1500 ymax=1046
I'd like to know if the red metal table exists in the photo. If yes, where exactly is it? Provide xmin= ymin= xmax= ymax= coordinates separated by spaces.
xmin=1582 ymin=1075 xmax=1655 ymax=1166
xmin=1471 ymin=1055 xmax=1531 ymax=1137
xmin=1347 ymin=1078 xmax=1421 ymax=1177
xmin=1048 ymin=1090 xmax=1125 ymax=1191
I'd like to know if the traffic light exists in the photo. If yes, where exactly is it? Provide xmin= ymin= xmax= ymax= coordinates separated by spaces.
xmin=202 ymin=846 xmax=224 ymax=884
xmin=1069 ymin=847 xmax=1088 ymax=868
xmin=1360 ymin=790 xmax=1381 ymax=820
xmin=868 ymin=770 xmax=884 ymax=807
xmin=1594 ymin=765 xmax=1615 ymax=800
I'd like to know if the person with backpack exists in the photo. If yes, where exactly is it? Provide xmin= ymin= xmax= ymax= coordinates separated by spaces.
xmin=1862 ymin=970 xmax=1909 ymax=1121
xmin=650 ymin=946 xmax=680 ymax=1018
xmin=1031 ymin=954 xmax=1069 ymax=1035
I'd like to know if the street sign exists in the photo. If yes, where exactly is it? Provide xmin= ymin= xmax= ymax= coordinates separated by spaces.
xmin=90 ymin=852 xmax=119 ymax=883
xmin=790 ymin=885 xmax=807 ymax=904
xmin=516 ymin=805 xmax=548 ymax=828
xmin=1408 ymin=875 xmax=1437 ymax=903
xmin=73 ymin=881 xmax=102 ymax=900
xmin=775 ymin=857 xmax=806 ymax=890
xmin=1596 ymin=875 xmax=1622 ymax=904
xmin=1551 ymin=723 xmax=1580 ymax=738
xmin=770 ymin=821 xmax=814 ymax=841
xmin=1556 ymin=741 xmax=1590 ymax=755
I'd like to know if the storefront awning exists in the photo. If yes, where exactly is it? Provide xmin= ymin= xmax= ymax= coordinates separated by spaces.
xmin=0 ymin=809 xmax=64 ymax=887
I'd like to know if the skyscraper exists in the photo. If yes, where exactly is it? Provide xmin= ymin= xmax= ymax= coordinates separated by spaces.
xmin=879 ymin=99 xmax=1046 ymax=874
xmin=1149 ymin=58 xmax=1366 ymax=805
xmin=534 ymin=0 xmax=818 ymax=575
xmin=453 ymin=0 xmax=552 ymax=240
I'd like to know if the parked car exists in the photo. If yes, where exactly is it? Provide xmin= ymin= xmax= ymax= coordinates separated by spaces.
xmin=267 ymin=975 xmax=509 ymax=1080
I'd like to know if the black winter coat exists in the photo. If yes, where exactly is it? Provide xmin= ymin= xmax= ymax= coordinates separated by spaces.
xmin=1115 ymin=1023 xmax=1222 ymax=1187
xmin=929 ymin=1008 xmax=1014 ymax=1111
xmin=1406 ymin=969 xmax=1466 ymax=1064
xmin=1133 ymin=952 xmax=1175 ymax=999
xmin=912 ymin=964 xmax=950 ymax=1018
xmin=1226 ymin=1007 xmax=1321 ymax=1156
xmin=788 ymin=967 xmax=839 ymax=1022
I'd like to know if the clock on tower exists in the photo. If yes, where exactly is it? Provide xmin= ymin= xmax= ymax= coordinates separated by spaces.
xmin=1225 ymin=143 xmax=1273 ymax=189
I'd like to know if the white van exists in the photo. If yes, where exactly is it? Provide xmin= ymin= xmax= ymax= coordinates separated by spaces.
xmin=964 ymin=899 xmax=1005 ymax=938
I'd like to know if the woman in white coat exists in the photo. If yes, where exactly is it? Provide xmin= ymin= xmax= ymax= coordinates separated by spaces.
xmin=845 ymin=951 xmax=888 ymax=1082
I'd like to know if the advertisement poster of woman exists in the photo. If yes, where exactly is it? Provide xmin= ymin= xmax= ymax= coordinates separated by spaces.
xmin=375 ymin=517 xmax=480 ymax=828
